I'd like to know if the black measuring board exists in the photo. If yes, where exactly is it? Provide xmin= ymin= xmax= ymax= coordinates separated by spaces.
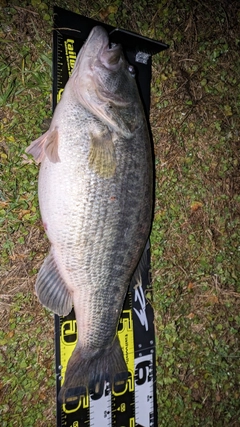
xmin=53 ymin=7 xmax=168 ymax=427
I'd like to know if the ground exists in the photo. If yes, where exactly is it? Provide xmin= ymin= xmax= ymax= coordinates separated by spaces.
xmin=0 ymin=1 xmax=240 ymax=426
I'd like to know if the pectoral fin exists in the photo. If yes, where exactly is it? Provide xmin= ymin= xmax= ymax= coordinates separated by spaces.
xmin=88 ymin=127 xmax=116 ymax=178
xmin=25 ymin=127 xmax=60 ymax=164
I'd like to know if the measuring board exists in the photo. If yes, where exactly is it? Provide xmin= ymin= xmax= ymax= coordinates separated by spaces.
xmin=53 ymin=7 xmax=168 ymax=427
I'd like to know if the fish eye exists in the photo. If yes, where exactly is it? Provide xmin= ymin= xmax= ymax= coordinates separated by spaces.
xmin=128 ymin=65 xmax=135 ymax=77
xmin=110 ymin=42 xmax=118 ymax=49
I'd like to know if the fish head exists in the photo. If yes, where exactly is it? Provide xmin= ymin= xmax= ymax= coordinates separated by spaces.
xmin=74 ymin=26 xmax=123 ymax=73
xmin=70 ymin=26 xmax=141 ymax=137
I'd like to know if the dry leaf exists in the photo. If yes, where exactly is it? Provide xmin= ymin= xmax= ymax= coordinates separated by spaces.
xmin=187 ymin=282 xmax=194 ymax=291
xmin=186 ymin=312 xmax=195 ymax=319
xmin=191 ymin=202 xmax=203 ymax=212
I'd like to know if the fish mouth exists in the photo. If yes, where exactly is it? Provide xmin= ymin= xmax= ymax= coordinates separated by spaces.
xmin=100 ymin=42 xmax=122 ymax=71
xmin=85 ymin=26 xmax=123 ymax=71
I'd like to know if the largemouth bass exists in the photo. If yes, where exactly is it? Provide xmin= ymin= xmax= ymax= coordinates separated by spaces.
xmin=26 ymin=26 xmax=153 ymax=404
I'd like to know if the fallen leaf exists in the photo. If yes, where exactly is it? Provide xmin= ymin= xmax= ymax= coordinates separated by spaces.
xmin=186 ymin=312 xmax=195 ymax=319
xmin=206 ymin=294 xmax=219 ymax=305
xmin=187 ymin=282 xmax=194 ymax=291
xmin=191 ymin=202 xmax=203 ymax=212
xmin=18 ymin=209 xmax=30 ymax=219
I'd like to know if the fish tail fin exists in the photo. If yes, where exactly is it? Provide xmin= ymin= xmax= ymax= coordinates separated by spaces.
xmin=58 ymin=336 xmax=128 ymax=404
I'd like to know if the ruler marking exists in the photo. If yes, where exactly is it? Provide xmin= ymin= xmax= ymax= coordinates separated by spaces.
xmin=134 ymin=354 xmax=154 ymax=427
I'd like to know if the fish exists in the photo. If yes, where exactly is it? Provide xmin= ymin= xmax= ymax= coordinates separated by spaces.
xmin=26 ymin=25 xmax=153 ymax=404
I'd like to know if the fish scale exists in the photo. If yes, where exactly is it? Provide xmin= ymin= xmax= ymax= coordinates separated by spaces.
xmin=26 ymin=25 xmax=152 ymax=404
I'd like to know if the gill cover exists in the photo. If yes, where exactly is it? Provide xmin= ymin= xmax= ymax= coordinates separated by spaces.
xmin=71 ymin=26 xmax=138 ymax=138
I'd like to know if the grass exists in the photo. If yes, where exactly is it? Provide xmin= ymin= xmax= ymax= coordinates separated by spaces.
xmin=0 ymin=0 xmax=240 ymax=426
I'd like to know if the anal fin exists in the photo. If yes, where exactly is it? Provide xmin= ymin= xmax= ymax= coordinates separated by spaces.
xmin=35 ymin=250 xmax=72 ymax=316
